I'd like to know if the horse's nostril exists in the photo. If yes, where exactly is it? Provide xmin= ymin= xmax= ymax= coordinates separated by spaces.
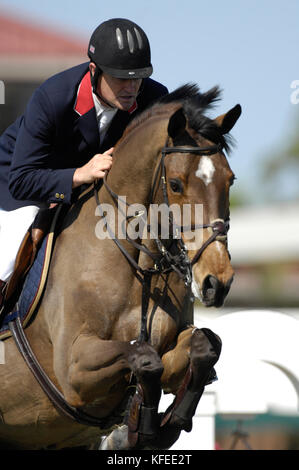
xmin=203 ymin=275 xmax=219 ymax=293
xmin=201 ymin=275 xmax=231 ymax=308
xmin=207 ymin=275 xmax=219 ymax=290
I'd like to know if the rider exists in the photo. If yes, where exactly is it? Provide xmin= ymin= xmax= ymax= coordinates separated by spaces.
xmin=0 ymin=18 xmax=168 ymax=309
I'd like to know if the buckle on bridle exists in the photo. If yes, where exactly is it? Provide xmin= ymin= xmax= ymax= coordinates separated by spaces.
xmin=211 ymin=219 xmax=229 ymax=240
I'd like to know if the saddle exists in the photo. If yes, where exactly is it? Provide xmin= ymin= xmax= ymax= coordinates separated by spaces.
xmin=0 ymin=206 xmax=61 ymax=323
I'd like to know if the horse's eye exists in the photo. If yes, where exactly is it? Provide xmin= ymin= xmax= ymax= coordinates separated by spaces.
xmin=169 ymin=179 xmax=183 ymax=193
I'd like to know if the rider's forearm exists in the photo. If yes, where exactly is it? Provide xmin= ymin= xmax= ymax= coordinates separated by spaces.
xmin=9 ymin=166 xmax=76 ymax=205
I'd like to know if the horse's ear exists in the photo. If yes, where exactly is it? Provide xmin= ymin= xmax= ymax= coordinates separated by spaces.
xmin=215 ymin=104 xmax=242 ymax=134
xmin=167 ymin=108 xmax=187 ymax=139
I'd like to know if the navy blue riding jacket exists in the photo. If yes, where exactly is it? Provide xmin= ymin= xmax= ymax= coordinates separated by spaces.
xmin=0 ymin=62 xmax=168 ymax=211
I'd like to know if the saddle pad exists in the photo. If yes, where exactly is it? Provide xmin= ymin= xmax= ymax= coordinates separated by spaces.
xmin=0 ymin=207 xmax=61 ymax=341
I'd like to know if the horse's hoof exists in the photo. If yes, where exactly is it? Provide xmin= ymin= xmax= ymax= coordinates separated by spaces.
xmin=99 ymin=425 xmax=129 ymax=450
xmin=190 ymin=328 xmax=221 ymax=369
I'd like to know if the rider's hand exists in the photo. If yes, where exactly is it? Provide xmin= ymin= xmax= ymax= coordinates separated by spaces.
xmin=72 ymin=147 xmax=114 ymax=188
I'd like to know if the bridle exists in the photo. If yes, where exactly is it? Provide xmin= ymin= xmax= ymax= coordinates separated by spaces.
xmin=94 ymin=138 xmax=230 ymax=341
xmin=159 ymin=142 xmax=229 ymax=267
xmin=95 ymin=140 xmax=229 ymax=281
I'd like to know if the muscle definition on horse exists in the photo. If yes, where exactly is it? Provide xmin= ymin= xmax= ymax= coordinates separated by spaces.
xmin=0 ymin=84 xmax=241 ymax=450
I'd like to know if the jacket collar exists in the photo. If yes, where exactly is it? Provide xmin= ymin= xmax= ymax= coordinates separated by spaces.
xmin=74 ymin=71 xmax=94 ymax=116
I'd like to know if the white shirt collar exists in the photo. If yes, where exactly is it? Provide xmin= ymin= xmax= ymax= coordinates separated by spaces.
xmin=92 ymin=92 xmax=118 ymax=140
xmin=92 ymin=92 xmax=115 ymax=117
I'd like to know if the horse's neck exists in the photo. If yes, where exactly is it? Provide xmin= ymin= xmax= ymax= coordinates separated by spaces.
xmin=102 ymin=117 xmax=167 ymax=205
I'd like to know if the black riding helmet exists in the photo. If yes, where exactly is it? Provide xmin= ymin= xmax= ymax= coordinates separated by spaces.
xmin=88 ymin=18 xmax=153 ymax=95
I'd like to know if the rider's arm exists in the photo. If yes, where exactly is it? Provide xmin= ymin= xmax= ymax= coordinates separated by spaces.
xmin=8 ymin=87 xmax=112 ymax=205
xmin=8 ymin=87 xmax=77 ymax=205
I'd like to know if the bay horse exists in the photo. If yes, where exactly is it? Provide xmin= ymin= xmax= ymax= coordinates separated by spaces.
xmin=0 ymin=84 xmax=241 ymax=450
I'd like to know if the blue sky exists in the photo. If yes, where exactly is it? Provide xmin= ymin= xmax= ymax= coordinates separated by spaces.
xmin=0 ymin=0 xmax=298 ymax=204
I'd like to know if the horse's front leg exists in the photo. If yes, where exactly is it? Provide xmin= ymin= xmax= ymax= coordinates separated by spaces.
xmin=100 ymin=327 xmax=221 ymax=450
xmin=126 ymin=341 xmax=164 ymax=449
xmin=100 ymin=341 xmax=164 ymax=450
xmin=163 ymin=327 xmax=221 ymax=429
xmin=59 ymin=335 xmax=163 ymax=412
xmin=151 ymin=326 xmax=221 ymax=449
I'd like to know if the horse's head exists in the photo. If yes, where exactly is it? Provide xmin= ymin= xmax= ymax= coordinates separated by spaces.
xmin=159 ymin=86 xmax=241 ymax=307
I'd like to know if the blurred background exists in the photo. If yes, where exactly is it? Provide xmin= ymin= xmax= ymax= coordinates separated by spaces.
xmin=0 ymin=0 xmax=298 ymax=450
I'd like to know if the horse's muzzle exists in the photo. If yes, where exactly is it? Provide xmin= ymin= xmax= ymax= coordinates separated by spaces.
xmin=201 ymin=274 xmax=233 ymax=308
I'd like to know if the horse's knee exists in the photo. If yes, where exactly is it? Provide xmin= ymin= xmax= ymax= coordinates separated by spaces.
xmin=65 ymin=356 xmax=130 ymax=407
xmin=190 ymin=328 xmax=222 ymax=370
xmin=126 ymin=341 xmax=164 ymax=381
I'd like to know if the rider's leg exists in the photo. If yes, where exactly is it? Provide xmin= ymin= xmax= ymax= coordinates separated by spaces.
xmin=0 ymin=206 xmax=39 ymax=308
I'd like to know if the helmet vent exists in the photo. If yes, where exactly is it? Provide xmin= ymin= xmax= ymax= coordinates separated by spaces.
xmin=116 ymin=28 xmax=124 ymax=50
xmin=134 ymin=27 xmax=143 ymax=49
xmin=127 ymin=29 xmax=135 ymax=53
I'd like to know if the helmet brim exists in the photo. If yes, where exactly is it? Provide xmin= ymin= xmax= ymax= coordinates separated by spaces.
xmin=99 ymin=63 xmax=153 ymax=79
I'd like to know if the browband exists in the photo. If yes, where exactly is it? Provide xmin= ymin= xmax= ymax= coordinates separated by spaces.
xmin=162 ymin=143 xmax=222 ymax=156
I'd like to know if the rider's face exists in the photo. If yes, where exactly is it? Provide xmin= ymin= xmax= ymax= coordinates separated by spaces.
xmin=89 ymin=63 xmax=142 ymax=111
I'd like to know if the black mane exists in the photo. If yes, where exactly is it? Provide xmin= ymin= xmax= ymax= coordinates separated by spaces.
xmin=157 ymin=83 xmax=234 ymax=153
